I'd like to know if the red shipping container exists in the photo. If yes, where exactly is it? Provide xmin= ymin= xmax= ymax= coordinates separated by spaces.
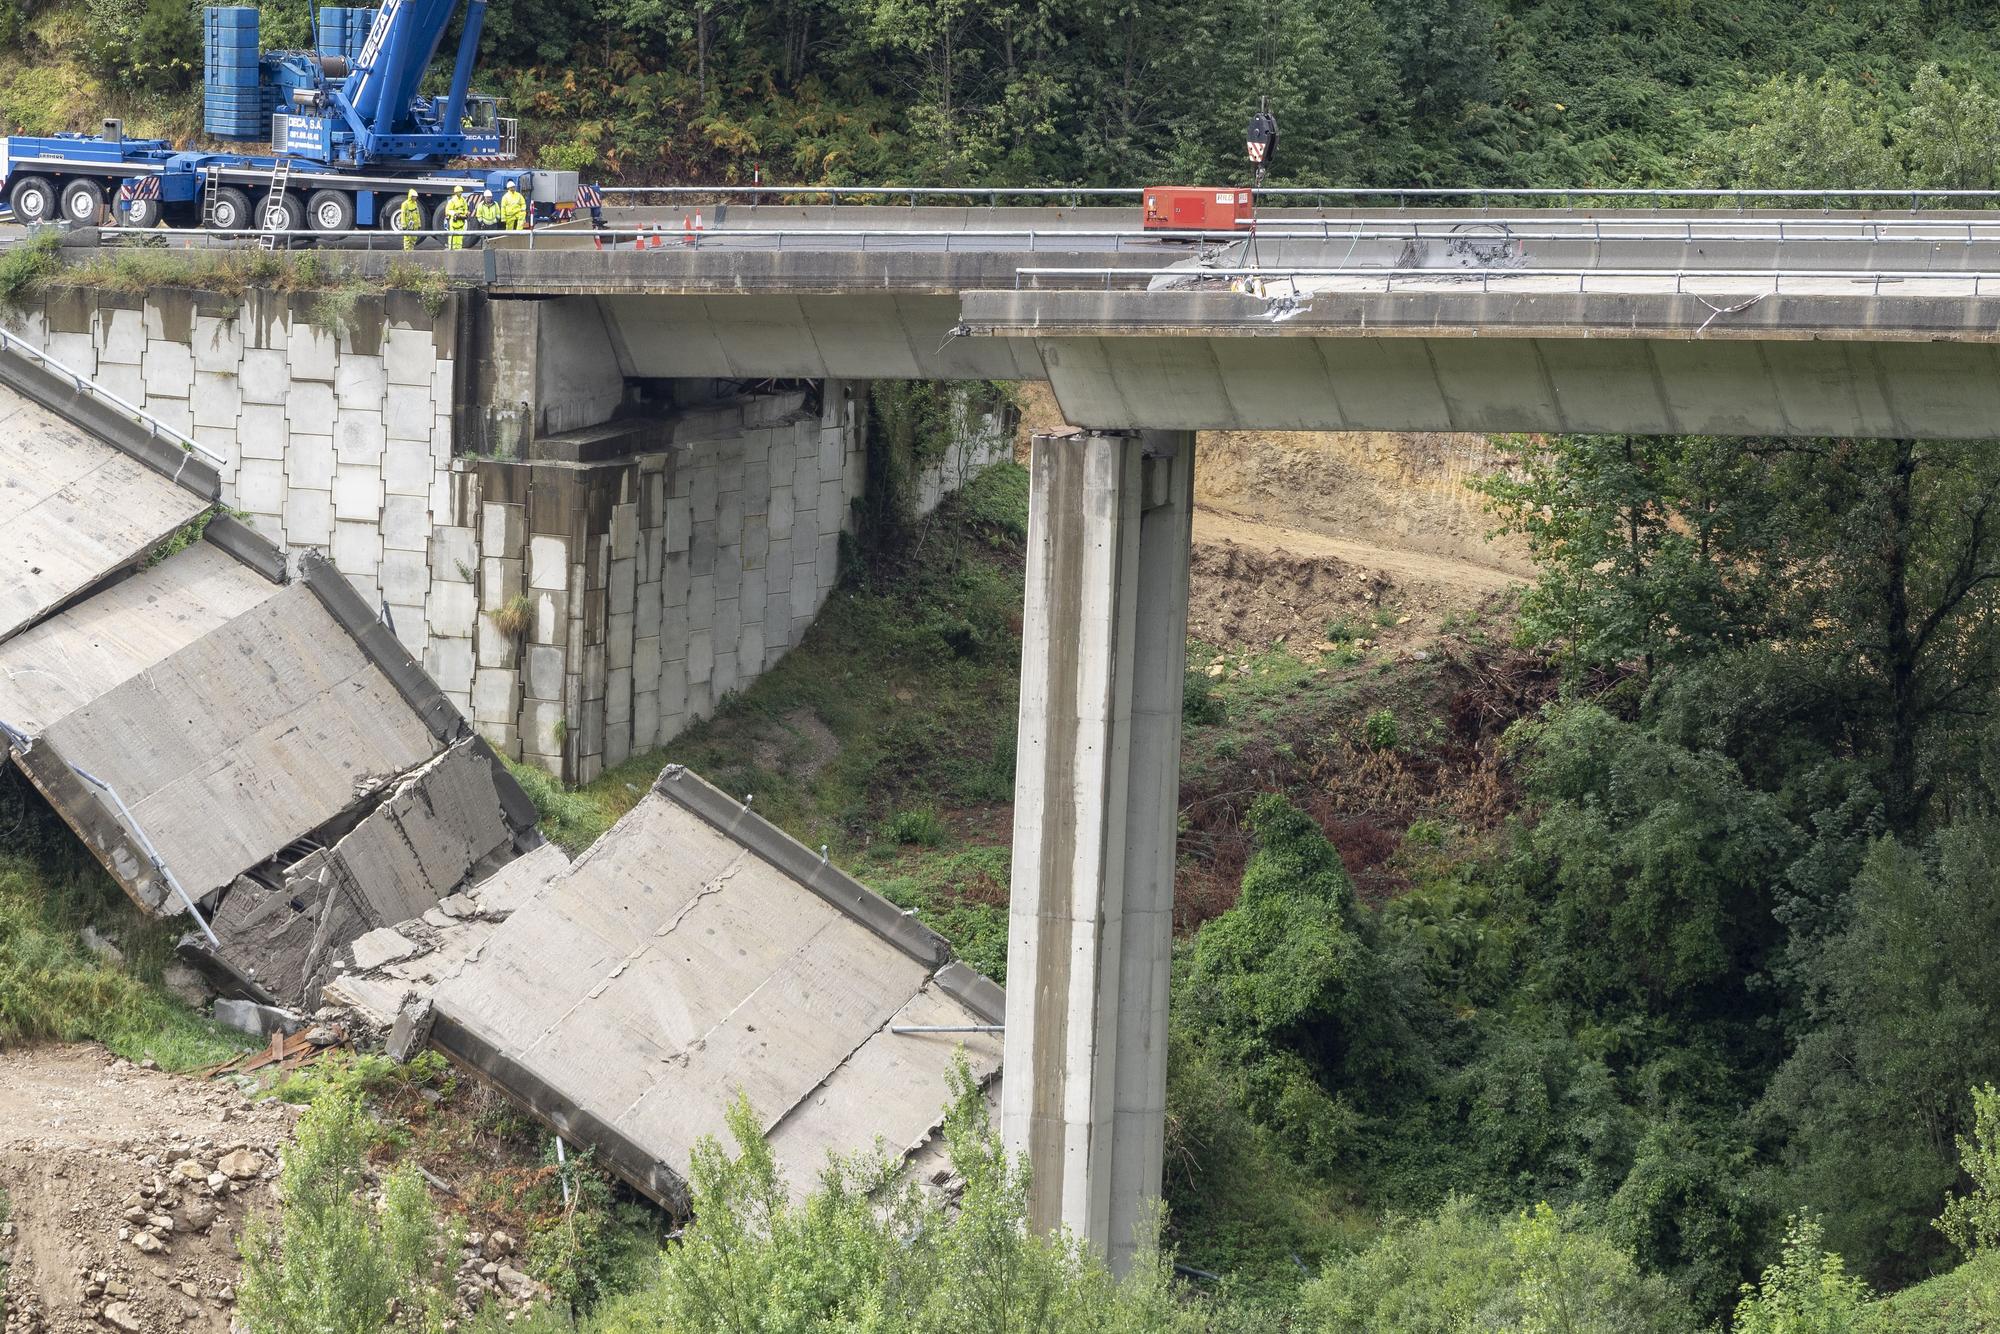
xmin=1142 ymin=186 xmax=1254 ymax=231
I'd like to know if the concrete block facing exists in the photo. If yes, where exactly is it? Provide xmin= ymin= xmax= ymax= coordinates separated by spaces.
xmin=289 ymin=323 xmax=338 ymax=381
xmin=434 ymin=526 xmax=476 ymax=580
xmin=240 ymin=348 xmax=290 ymax=404
xmin=332 ymin=519 xmax=383 ymax=585
xmin=234 ymin=457 xmax=286 ymax=517
xmin=482 ymin=503 xmax=526 ymax=556
xmin=424 ymin=636 xmax=475 ymax=697
xmin=239 ymin=402 xmax=289 ymax=460
xmin=472 ymin=667 xmax=520 ymax=725
xmin=192 ymin=370 xmax=241 ymax=428
xmin=335 ymin=355 xmax=388 ymax=411
xmin=426 ymin=581 xmax=477 ymax=639
xmin=379 ymin=549 xmax=429 ymax=606
xmin=383 ymin=439 xmax=438 ymax=497
xmin=286 ymin=379 xmax=335 ymax=432
xmin=282 ymin=487 xmax=334 ymax=547
xmin=384 ymin=383 xmax=434 ymax=441
xmin=193 ymin=313 xmax=245 ymax=374
xmin=381 ymin=494 xmax=431 ymax=553
xmin=529 ymin=535 xmax=569 ymax=591
xmin=525 ymin=644 xmax=566 ymax=701
xmin=333 ymin=463 xmax=386 ymax=522
xmin=383 ymin=326 xmax=440 ymax=386
xmin=99 ymin=307 xmax=145 ymax=365
xmin=287 ymin=433 xmax=336 ymax=492
xmin=336 ymin=410 xmax=387 ymax=468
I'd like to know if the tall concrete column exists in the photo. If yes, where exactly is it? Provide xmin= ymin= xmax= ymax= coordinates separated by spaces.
xmin=1002 ymin=427 xmax=1194 ymax=1274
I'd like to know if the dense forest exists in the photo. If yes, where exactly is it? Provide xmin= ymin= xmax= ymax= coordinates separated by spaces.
xmin=21 ymin=0 xmax=2000 ymax=189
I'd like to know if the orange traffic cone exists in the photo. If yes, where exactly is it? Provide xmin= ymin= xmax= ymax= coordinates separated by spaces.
xmin=682 ymin=214 xmax=693 ymax=246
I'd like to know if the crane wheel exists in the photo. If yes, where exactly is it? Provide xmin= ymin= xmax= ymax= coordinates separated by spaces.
xmin=59 ymin=178 xmax=106 ymax=224
xmin=307 ymin=189 xmax=355 ymax=233
xmin=258 ymin=190 xmax=304 ymax=234
xmin=208 ymin=186 xmax=253 ymax=232
xmin=7 ymin=175 xmax=57 ymax=225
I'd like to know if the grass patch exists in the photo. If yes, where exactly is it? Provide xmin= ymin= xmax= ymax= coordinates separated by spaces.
xmin=503 ymin=756 xmax=615 ymax=855
xmin=0 ymin=771 xmax=247 ymax=1069
xmin=0 ymin=231 xmax=65 ymax=313
xmin=18 ymin=246 xmax=461 ymax=313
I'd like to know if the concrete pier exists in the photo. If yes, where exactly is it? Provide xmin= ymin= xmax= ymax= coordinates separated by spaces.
xmin=1002 ymin=427 xmax=1193 ymax=1273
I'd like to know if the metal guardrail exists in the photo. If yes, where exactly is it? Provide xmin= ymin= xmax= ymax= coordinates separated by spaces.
xmin=599 ymin=183 xmax=2000 ymax=210
xmin=92 ymin=220 xmax=2000 ymax=252
xmin=1012 ymin=264 xmax=2000 ymax=296
xmin=0 ymin=323 xmax=223 ymax=473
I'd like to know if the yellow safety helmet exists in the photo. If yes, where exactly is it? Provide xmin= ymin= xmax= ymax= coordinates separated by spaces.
xmin=453 ymin=183 xmax=464 ymax=194
xmin=406 ymin=188 xmax=418 ymax=198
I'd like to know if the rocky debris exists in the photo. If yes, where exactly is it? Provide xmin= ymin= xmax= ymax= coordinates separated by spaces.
xmin=0 ymin=1046 xmax=293 ymax=1333
xmin=76 ymin=929 xmax=124 ymax=968
xmin=160 ymin=964 xmax=214 ymax=1011
xmin=211 ymin=999 xmax=301 ymax=1040
xmin=216 ymin=1150 xmax=267 ymax=1182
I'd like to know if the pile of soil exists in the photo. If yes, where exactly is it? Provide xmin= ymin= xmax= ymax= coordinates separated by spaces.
xmin=0 ymin=1045 xmax=295 ymax=1333
xmin=1187 ymin=510 xmax=1520 ymax=653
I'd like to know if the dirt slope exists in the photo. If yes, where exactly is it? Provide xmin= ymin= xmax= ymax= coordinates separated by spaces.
xmin=0 ymin=1044 xmax=294 ymax=1333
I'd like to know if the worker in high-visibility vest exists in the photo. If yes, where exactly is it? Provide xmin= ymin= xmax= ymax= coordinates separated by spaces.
xmin=443 ymin=183 xmax=470 ymax=251
xmin=397 ymin=189 xmax=424 ymax=250
xmin=501 ymin=179 xmax=527 ymax=231
xmin=475 ymin=188 xmax=501 ymax=235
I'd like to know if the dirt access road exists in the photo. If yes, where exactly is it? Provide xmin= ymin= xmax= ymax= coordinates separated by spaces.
xmin=0 ymin=1044 xmax=294 ymax=1334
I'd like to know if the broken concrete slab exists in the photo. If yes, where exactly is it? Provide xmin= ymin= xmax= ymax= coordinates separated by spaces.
xmin=0 ymin=349 xmax=546 ymax=1031
xmin=350 ymin=928 xmax=420 ymax=972
xmin=0 ymin=387 xmax=210 ymax=641
xmin=27 ymin=583 xmax=443 ymax=910
xmin=0 ymin=541 xmax=284 ymax=737
xmin=427 ymin=765 xmax=1003 ymax=1210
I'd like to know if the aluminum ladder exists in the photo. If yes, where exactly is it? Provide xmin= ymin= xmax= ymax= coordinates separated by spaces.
xmin=199 ymin=167 xmax=220 ymax=229
xmin=258 ymin=157 xmax=293 ymax=250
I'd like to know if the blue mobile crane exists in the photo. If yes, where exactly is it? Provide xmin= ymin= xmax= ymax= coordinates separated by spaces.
xmin=0 ymin=1 xmax=595 ymax=234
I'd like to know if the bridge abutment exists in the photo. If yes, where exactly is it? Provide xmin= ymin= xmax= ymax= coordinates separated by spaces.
xmin=1003 ymin=427 xmax=1192 ymax=1274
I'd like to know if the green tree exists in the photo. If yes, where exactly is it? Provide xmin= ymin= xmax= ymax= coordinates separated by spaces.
xmin=1897 ymin=64 xmax=2000 ymax=189
xmin=1763 ymin=824 xmax=2000 ymax=1280
xmin=1478 ymin=434 xmax=1782 ymax=677
xmin=1512 ymin=704 xmax=1798 ymax=1019
xmin=1176 ymin=793 xmax=1432 ymax=1172
xmin=1698 ymin=74 xmax=1900 ymax=189
xmin=1937 ymin=1084 xmax=2000 ymax=1259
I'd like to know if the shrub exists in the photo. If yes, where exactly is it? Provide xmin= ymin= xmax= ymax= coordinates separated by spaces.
xmin=885 ymin=807 xmax=948 ymax=846
xmin=1301 ymin=1196 xmax=1698 ymax=1333
xmin=589 ymin=1057 xmax=1224 ymax=1332
xmin=1363 ymin=708 xmax=1400 ymax=751
xmin=236 ymin=1090 xmax=457 ymax=1333
xmin=1183 ymin=669 xmax=1227 ymax=726
xmin=1938 ymin=1083 xmax=2000 ymax=1259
